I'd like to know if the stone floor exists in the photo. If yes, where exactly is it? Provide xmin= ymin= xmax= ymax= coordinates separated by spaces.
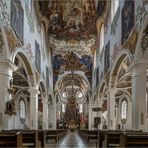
xmin=46 ymin=130 xmax=97 ymax=148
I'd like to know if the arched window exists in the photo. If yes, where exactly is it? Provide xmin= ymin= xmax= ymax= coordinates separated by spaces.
xmin=111 ymin=0 xmax=119 ymax=21
xmin=100 ymin=24 xmax=104 ymax=53
xmin=19 ymin=99 xmax=26 ymax=119
xmin=79 ymin=104 xmax=83 ymax=113
xmin=62 ymin=104 xmax=65 ymax=112
xmin=121 ymin=100 xmax=127 ymax=120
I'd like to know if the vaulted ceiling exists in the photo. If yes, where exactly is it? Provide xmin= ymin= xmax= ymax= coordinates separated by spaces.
xmin=37 ymin=0 xmax=102 ymax=103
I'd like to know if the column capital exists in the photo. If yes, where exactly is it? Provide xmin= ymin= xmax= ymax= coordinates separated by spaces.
xmin=0 ymin=59 xmax=17 ymax=76
xmin=28 ymin=88 xmax=40 ymax=95
xmin=0 ymin=59 xmax=16 ymax=70
xmin=129 ymin=61 xmax=147 ymax=73
xmin=42 ymin=99 xmax=48 ymax=104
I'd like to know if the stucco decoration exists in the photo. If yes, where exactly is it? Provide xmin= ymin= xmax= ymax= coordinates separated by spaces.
xmin=49 ymin=36 xmax=96 ymax=56
xmin=0 ymin=0 xmax=10 ymax=28
xmin=5 ymin=28 xmax=22 ymax=53
xmin=111 ymin=42 xmax=122 ymax=66
xmin=22 ymin=43 xmax=33 ymax=61
xmin=141 ymin=25 xmax=148 ymax=54
xmin=136 ymin=2 xmax=148 ymax=32
xmin=0 ymin=28 xmax=4 ymax=56
xmin=122 ymin=29 xmax=138 ymax=54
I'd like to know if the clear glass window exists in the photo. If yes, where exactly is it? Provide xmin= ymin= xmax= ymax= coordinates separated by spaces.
xmin=121 ymin=100 xmax=127 ymax=120
xmin=20 ymin=99 xmax=26 ymax=119
xmin=62 ymin=104 xmax=65 ymax=112
xmin=79 ymin=104 xmax=83 ymax=113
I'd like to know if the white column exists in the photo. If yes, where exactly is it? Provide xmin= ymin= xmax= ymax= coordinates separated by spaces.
xmin=42 ymin=98 xmax=49 ymax=129
xmin=132 ymin=63 xmax=147 ymax=130
xmin=0 ymin=60 xmax=16 ymax=130
xmin=108 ymin=88 xmax=116 ymax=130
xmin=28 ymin=88 xmax=39 ymax=129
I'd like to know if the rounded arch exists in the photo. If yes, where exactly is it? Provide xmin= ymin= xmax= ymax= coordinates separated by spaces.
xmin=37 ymin=80 xmax=47 ymax=97
xmin=99 ymin=80 xmax=107 ymax=94
xmin=135 ymin=14 xmax=148 ymax=60
xmin=99 ymin=80 xmax=107 ymax=100
xmin=55 ymin=71 xmax=91 ymax=91
xmin=110 ymin=49 xmax=132 ymax=86
xmin=12 ymin=48 xmax=36 ymax=86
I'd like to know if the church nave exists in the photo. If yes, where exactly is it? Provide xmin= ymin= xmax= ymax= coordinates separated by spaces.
xmin=0 ymin=0 xmax=148 ymax=147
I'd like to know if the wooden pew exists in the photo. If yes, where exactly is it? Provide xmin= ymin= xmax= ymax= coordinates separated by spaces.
xmin=121 ymin=131 xmax=148 ymax=147
xmin=105 ymin=131 xmax=121 ymax=147
xmin=2 ymin=130 xmax=41 ymax=147
xmin=0 ymin=132 xmax=22 ymax=147
xmin=45 ymin=130 xmax=58 ymax=142
xmin=97 ymin=130 xmax=106 ymax=148
xmin=102 ymin=130 xmax=146 ymax=147
xmin=57 ymin=129 xmax=67 ymax=140
xmin=78 ymin=129 xmax=88 ymax=142
xmin=87 ymin=130 xmax=97 ymax=143
xmin=21 ymin=131 xmax=40 ymax=147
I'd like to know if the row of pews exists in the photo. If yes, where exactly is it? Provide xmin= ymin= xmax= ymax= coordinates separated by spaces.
xmin=0 ymin=129 xmax=67 ymax=147
xmin=78 ymin=129 xmax=148 ymax=147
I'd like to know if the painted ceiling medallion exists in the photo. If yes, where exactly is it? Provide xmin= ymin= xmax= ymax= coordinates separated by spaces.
xmin=69 ymin=52 xmax=77 ymax=65
xmin=39 ymin=0 xmax=97 ymax=41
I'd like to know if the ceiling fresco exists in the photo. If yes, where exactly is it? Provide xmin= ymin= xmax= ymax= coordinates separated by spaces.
xmin=39 ymin=0 xmax=98 ymax=41
xmin=38 ymin=0 xmax=99 ymax=102
xmin=49 ymin=36 xmax=96 ymax=56
xmin=52 ymin=52 xmax=92 ymax=86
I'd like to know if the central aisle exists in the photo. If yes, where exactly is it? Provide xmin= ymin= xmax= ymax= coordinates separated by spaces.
xmin=46 ymin=130 xmax=96 ymax=148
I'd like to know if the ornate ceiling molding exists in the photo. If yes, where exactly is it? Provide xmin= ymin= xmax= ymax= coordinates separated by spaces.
xmin=49 ymin=36 xmax=96 ymax=56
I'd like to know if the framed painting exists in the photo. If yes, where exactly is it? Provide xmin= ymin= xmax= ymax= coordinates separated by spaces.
xmin=11 ymin=0 xmax=24 ymax=43
xmin=35 ymin=40 xmax=41 ymax=73
xmin=122 ymin=0 xmax=135 ymax=44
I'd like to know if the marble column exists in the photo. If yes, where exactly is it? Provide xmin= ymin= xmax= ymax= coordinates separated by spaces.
xmin=108 ymin=88 xmax=116 ymax=130
xmin=28 ymin=88 xmax=39 ymax=129
xmin=0 ymin=59 xmax=16 ymax=130
xmin=132 ymin=63 xmax=147 ymax=130
xmin=42 ymin=98 xmax=49 ymax=129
